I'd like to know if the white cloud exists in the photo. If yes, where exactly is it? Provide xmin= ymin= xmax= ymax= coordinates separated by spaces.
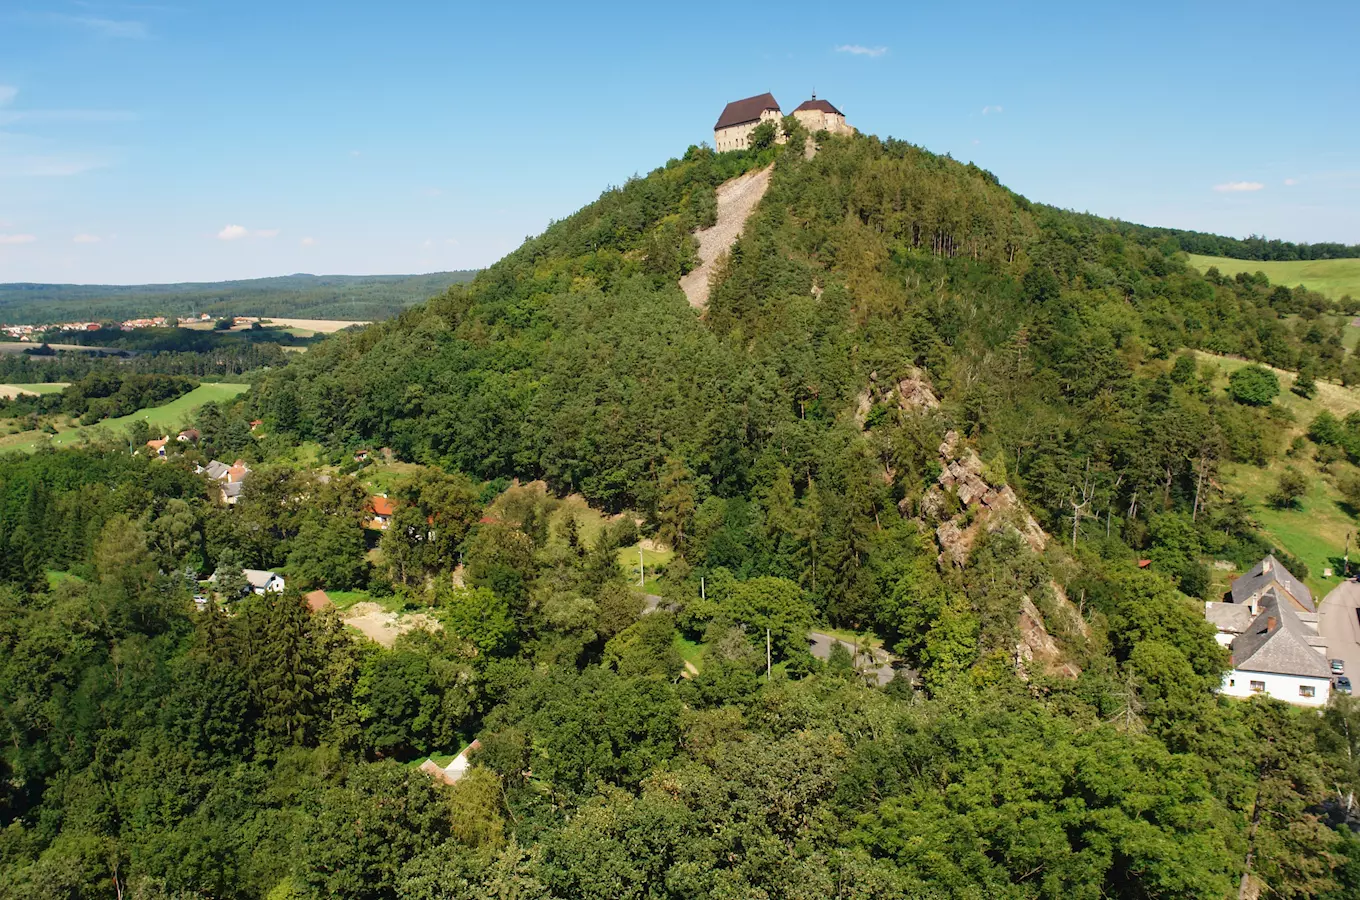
xmin=445 ymin=238 xmax=459 ymax=246
xmin=51 ymin=15 xmax=149 ymax=39
xmin=972 ymin=139 xmax=981 ymax=145
xmin=1213 ymin=181 xmax=1265 ymax=193
xmin=0 ymin=86 xmax=16 ymax=107
xmin=982 ymin=105 xmax=1003 ymax=115
xmin=835 ymin=44 xmax=887 ymax=58
xmin=217 ymin=224 xmax=277 ymax=240
xmin=300 ymin=236 xmax=317 ymax=247
xmin=425 ymin=188 xmax=442 ymax=198
xmin=0 ymin=234 xmax=36 ymax=245
xmin=73 ymin=233 xmax=101 ymax=243
xmin=1284 ymin=178 xmax=1298 ymax=186
xmin=421 ymin=239 xmax=434 ymax=248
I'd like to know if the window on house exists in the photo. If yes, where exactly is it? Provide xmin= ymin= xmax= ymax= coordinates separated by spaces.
xmin=1229 ymin=678 xmax=1235 ymax=687
xmin=1300 ymin=685 xmax=1316 ymax=697
xmin=1250 ymin=680 xmax=1266 ymax=693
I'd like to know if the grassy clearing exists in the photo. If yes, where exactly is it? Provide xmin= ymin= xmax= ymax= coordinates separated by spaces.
xmin=45 ymin=570 xmax=83 ymax=589
xmin=675 ymin=635 xmax=704 ymax=672
xmin=0 ymin=382 xmax=68 ymax=398
xmin=1187 ymin=254 xmax=1360 ymax=302
xmin=1192 ymin=350 xmax=1360 ymax=594
xmin=1219 ymin=461 xmax=1354 ymax=597
xmin=0 ymin=382 xmax=248 ymax=453
xmin=360 ymin=460 xmax=425 ymax=495
xmin=1192 ymin=351 xmax=1360 ymax=426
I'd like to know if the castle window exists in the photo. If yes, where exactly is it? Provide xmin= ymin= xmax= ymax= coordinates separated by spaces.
xmin=1250 ymin=680 xmax=1266 ymax=693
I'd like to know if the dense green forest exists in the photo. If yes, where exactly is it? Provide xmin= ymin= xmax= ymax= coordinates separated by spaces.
xmin=0 ymin=272 xmax=477 ymax=326
xmin=1116 ymin=225 xmax=1360 ymax=263
xmin=4 ymin=132 xmax=1360 ymax=898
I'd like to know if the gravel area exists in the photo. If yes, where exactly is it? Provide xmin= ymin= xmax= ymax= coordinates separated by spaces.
xmin=679 ymin=165 xmax=772 ymax=309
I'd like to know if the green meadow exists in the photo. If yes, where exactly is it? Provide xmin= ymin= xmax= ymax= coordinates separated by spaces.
xmin=0 ymin=382 xmax=248 ymax=453
xmin=1187 ymin=254 xmax=1360 ymax=302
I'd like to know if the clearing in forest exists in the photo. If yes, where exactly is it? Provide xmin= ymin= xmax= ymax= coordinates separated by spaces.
xmin=1187 ymin=254 xmax=1360 ymax=302
xmin=0 ymin=382 xmax=67 ymax=398
xmin=679 ymin=165 xmax=772 ymax=309
xmin=0 ymin=382 xmax=248 ymax=453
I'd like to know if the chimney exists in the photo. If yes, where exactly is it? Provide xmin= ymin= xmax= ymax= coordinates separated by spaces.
xmin=1263 ymin=558 xmax=1273 ymax=575
xmin=1267 ymin=616 xmax=1277 ymax=631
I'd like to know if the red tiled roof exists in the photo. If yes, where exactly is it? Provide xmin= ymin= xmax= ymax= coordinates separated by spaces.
xmin=147 ymin=438 xmax=167 ymax=449
xmin=794 ymin=97 xmax=843 ymax=116
xmin=304 ymin=590 xmax=333 ymax=612
xmin=370 ymin=496 xmax=395 ymax=517
xmin=715 ymin=92 xmax=780 ymax=130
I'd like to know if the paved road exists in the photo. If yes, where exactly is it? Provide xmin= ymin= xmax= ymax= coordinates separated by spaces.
xmin=807 ymin=631 xmax=902 ymax=686
xmin=1318 ymin=580 xmax=1360 ymax=682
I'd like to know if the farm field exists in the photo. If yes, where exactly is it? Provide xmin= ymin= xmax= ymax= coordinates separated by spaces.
xmin=1187 ymin=254 xmax=1360 ymax=302
xmin=257 ymin=317 xmax=369 ymax=334
xmin=0 ymin=382 xmax=67 ymax=398
xmin=0 ymin=382 xmax=248 ymax=453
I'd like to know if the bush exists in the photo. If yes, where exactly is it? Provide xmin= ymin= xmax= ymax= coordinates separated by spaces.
xmin=1228 ymin=365 xmax=1280 ymax=406
xmin=1266 ymin=466 xmax=1309 ymax=509
xmin=1310 ymin=411 xmax=1345 ymax=446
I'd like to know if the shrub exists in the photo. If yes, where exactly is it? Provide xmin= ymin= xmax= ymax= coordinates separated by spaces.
xmin=1228 ymin=365 xmax=1280 ymax=406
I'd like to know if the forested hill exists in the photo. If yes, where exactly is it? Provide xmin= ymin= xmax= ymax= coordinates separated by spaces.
xmin=0 ymin=271 xmax=477 ymax=324
xmin=9 ymin=127 xmax=1360 ymax=899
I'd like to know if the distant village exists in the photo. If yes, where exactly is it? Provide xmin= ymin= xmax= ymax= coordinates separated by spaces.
xmin=1 ymin=312 xmax=221 ymax=340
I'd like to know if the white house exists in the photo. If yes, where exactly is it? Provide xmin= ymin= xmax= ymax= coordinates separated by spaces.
xmin=243 ymin=569 xmax=285 ymax=594
xmin=1217 ymin=590 xmax=1331 ymax=707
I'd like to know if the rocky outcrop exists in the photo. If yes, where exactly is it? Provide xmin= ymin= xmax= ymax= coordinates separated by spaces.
xmin=910 ymin=428 xmax=1083 ymax=678
xmin=1017 ymin=597 xmax=1081 ymax=679
xmin=853 ymin=368 xmax=940 ymax=429
xmin=925 ymin=433 xmax=1046 ymax=568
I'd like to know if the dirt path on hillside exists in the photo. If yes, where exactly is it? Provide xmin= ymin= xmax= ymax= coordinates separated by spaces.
xmin=679 ymin=165 xmax=772 ymax=309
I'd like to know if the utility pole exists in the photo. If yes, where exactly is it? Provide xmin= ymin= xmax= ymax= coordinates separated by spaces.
xmin=700 ymin=576 xmax=705 ymax=601
xmin=638 ymin=547 xmax=645 ymax=587
xmin=1345 ymin=532 xmax=1352 ymax=579
xmin=766 ymin=628 xmax=772 ymax=680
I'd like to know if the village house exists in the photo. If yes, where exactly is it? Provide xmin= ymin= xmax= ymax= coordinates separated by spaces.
xmin=304 ymin=589 xmax=333 ymax=613
xmin=243 ymin=569 xmax=285 ymax=594
xmin=177 ymin=428 xmax=200 ymax=443
xmin=145 ymin=436 xmax=169 ymax=459
xmin=367 ymin=495 xmax=395 ymax=530
xmin=208 ymin=567 xmax=284 ymax=597
xmin=197 ymin=458 xmax=252 ymax=505
xmin=713 ymin=92 xmax=783 ymax=152
xmin=790 ymin=94 xmax=856 ymax=136
xmin=1205 ymin=555 xmax=1331 ymax=708
xmin=1214 ymin=590 xmax=1331 ymax=707
xmin=1230 ymin=554 xmax=1314 ymax=613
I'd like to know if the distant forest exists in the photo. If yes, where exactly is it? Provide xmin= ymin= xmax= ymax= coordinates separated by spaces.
xmin=0 ymin=271 xmax=478 ymax=325
xmin=1102 ymin=220 xmax=1360 ymax=262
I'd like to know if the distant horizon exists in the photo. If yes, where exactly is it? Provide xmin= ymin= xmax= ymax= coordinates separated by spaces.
xmin=1 ymin=0 xmax=1356 ymax=282
xmin=0 ymin=269 xmax=479 ymax=289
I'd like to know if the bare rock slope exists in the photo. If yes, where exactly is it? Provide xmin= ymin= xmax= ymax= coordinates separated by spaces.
xmin=679 ymin=165 xmax=772 ymax=309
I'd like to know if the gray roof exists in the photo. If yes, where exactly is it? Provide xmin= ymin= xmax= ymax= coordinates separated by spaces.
xmin=204 ymin=460 xmax=231 ymax=480
xmin=1205 ymin=601 xmax=1253 ymax=634
xmin=222 ymin=480 xmax=245 ymax=499
xmin=243 ymin=569 xmax=281 ymax=589
xmin=1230 ymin=555 xmax=1313 ymax=612
xmin=1231 ymin=591 xmax=1331 ymax=679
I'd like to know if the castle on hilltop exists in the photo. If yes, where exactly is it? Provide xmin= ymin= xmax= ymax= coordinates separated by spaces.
xmin=713 ymin=92 xmax=855 ymax=152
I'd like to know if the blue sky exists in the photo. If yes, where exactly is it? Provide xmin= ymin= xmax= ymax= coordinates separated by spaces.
xmin=0 ymin=0 xmax=1356 ymax=284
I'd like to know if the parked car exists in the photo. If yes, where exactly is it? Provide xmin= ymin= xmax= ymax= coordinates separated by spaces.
xmin=1337 ymin=676 xmax=1353 ymax=695
xmin=1332 ymin=658 xmax=1346 ymax=675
